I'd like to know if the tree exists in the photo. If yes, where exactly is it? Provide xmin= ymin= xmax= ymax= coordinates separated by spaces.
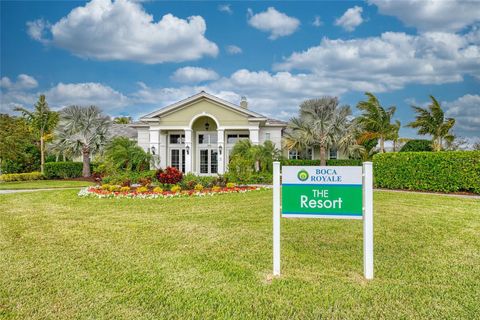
xmin=113 ymin=116 xmax=132 ymax=124
xmin=0 ymin=114 xmax=40 ymax=173
xmin=103 ymin=137 xmax=152 ymax=172
xmin=473 ymin=140 xmax=480 ymax=151
xmin=399 ymin=139 xmax=433 ymax=152
xmin=14 ymin=95 xmax=59 ymax=174
xmin=285 ymin=97 xmax=363 ymax=165
xmin=229 ymin=139 xmax=281 ymax=173
xmin=356 ymin=92 xmax=400 ymax=153
xmin=407 ymin=95 xmax=455 ymax=151
xmin=53 ymin=106 xmax=111 ymax=177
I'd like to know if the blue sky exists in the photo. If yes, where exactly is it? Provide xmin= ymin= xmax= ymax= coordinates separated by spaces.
xmin=1 ymin=0 xmax=479 ymax=141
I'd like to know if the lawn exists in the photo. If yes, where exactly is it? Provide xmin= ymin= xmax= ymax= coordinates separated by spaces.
xmin=0 ymin=180 xmax=93 ymax=190
xmin=0 ymin=189 xmax=479 ymax=319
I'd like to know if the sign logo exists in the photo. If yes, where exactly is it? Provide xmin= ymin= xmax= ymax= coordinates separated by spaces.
xmin=297 ymin=169 xmax=309 ymax=181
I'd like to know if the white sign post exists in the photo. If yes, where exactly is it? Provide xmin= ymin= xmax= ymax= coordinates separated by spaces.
xmin=272 ymin=161 xmax=374 ymax=279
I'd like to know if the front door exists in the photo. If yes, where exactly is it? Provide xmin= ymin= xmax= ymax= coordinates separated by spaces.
xmin=197 ymin=132 xmax=218 ymax=175
xmin=170 ymin=148 xmax=186 ymax=172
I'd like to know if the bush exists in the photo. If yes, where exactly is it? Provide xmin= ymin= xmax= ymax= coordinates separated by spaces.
xmin=194 ymin=184 xmax=204 ymax=191
xmin=0 ymin=171 xmax=44 ymax=182
xmin=400 ymin=140 xmax=433 ymax=152
xmin=153 ymin=186 xmax=163 ymax=193
xmin=120 ymin=186 xmax=130 ymax=192
xmin=179 ymin=173 xmax=218 ymax=190
xmin=170 ymin=185 xmax=181 ymax=193
xmin=281 ymin=159 xmax=363 ymax=166
xmin=373 ymin=151 xmax=480 ymax=194
xmin=44 ymin=162 xmax=94 ymax=179
xmin=136 ymin=186 xmax=149 ymax=193
xmin=212 ymin=186 xmax=221 ymax=192
xmin=156 ymin=167 xmax=183 ymax=185
xmin=226 ymin=182 xmax=236 ymax=188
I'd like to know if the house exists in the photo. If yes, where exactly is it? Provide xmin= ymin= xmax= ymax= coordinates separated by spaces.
xmin=131 ymin=91 xmax=345 ymax=175
xmin=131 ymin=91 xmax=287 ymax=175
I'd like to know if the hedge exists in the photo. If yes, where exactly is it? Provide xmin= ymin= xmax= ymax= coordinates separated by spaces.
xmin=281 ymin=159 xmax=363 ymax=166
xmin=0 ymin=171 xmax=44 ymax=182
xmin=373 ymin=151 xmax=480 ymax=194
xmin=44 ymin=162 xmax=94 ymax=179
xmin=399 ymin=139 xmax=433 ymax=152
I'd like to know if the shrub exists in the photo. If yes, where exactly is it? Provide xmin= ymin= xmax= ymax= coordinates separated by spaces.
xmin=226 ymin=182 xmax=236 ymax=188
xmin=138 ymin=177 xmax=152 ymax=187
xmin=44 ymin=162 xmax=95 ymax=179
xmin=153 ymin=186 xmax=163 ymax=193
xmin=212 ymin=186 xmax=221 ymax=192
xmin=400 ymin=139 xmax=433 ymax=152
xmin=156 ymin=167 xmax=183 ymax=185
xmin=170 ymin=185 xmax=181 ymax=193
xmin=108 ymin=185 xmax=121 ymax=192
xmin=101 ymin=184 xmax=111 ymax=190
xmin=194 ymin=184 xmax=204 ymax=191
xmin=0 ymin=171 xmax=44 ymax=182
xmin=281 ymin=159 xmax=363 ymax=166
xmin=373 ymin=151 xmax=480 ymax=194
xmin=120 ymin=186 xmax=131 ymax=192
xmin=136 ymin=186 xmax=149 ymax=193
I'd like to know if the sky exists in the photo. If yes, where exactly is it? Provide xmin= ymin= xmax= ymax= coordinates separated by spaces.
xmin=1 ymin=0 xmax=479 ymax=142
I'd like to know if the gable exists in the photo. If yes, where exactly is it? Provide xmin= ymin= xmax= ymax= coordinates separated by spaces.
xmin=155 ymin=98 xmax=252 ymax=127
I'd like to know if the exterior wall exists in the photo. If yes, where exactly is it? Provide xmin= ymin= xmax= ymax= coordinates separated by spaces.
xmin=159 ymin=99 xmax=250 ymax=127
xmin=137 ymin=128 xmax=149 ymax=152
xmin=259 ymin=127 xmax=282 ymax=149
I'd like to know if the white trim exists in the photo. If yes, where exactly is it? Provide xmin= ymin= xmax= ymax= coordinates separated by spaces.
xmin=140 ymin=91 xmax=266 ymax=120
xmin=189 ymin=112 xmax=220 ymax=129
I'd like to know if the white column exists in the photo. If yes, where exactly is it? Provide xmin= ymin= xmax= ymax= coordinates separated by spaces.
xmin=249 ymin=128 xmax=259 ymax=145
xmin=273 ymin=161 xmax=281 ymax=276
xmin=184 ymin=129 xmax=193 ymax=173
xmin=159 ymin=131 xmax=167 ymax=169
xmin=217 ymin=129 xmax=225 ymax=174
xmin=363 ymin=161 xmax=374 ymax=280
xmin=149 ymin=129 xmax=160 ymax=169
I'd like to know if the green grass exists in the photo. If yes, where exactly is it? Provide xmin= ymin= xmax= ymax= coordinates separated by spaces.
xmin=0 ymin=180 xmax=93 ymax=190
xmin=0 ymin=189 xmax=479 ymax=319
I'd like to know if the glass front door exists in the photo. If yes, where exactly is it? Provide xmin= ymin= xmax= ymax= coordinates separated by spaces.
xmin=170 ymin=148 xmax=185 ymax=172
xmin=199 ymin=148 xmax=218 ymax=174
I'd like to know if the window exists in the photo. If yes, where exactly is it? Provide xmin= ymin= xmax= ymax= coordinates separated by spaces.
xmin=198 ymin=133 xmax=217 ymax=145
xmin=169 ymin=134 xmax=185 ymax=144
xmin=288 ymin=148 xmax=313 ymax=160
xmin=265 ymin=132 xmax=271 ymax=141
xmin=227 ymin=133 xmax=250 ymax=144
xmin=329 ymin=148 xmax=338 ymax=160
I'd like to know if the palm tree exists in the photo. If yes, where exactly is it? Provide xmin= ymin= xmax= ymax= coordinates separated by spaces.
xmin=14 ymin=95 xmax=59 ymax=174
xmin=104 ymin=137 xmax=152 ymax=172
xmin=407 ymin=95 xmax=455 ymax=151
xmin=284 ymin=97 xmax=362 ymax=165
xmin=53 ymin=106 xmax=111 ymax=177
xmin=113 ymin=116 xmax=132 ymax=124
xmin=356 ymin=92 xmax=399 ymax=153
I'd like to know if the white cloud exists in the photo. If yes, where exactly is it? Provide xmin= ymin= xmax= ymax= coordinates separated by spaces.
xmin=226 ymin=45 xmax=242 ymax=55
xmin=312 ymin=16 xmax=323 ymax=27
xmin=335 ymin=6 xmax=364 ymax=32
xmin=0 ymin=74 xmax=38 ymax=90
xmin=26 ymin=0 xmax=218 ymax=64
xmin=275 ymin=31 xmax=480 ymax=92
xmin=247 ymin=7 xmax=300 ymax=40
xmin=369 ymin=0 xmax=480 ymax=32
xmin=218 ymin=4 xmax=233 ymax=15
xmin=445 ymin=94 xmax=480 ymax=136
xmin=171 ymin=67 xmax=219 ymax=83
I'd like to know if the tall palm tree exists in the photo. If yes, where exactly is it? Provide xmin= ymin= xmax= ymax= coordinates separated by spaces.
xmin=407 ymin=95 xmax=455 ymax=151
xmin=284 ymin=97 xmax=362 ymax=165
xmin=113 ymin=116 xmax=132 ymax=124
xmin=356 ymin=92 xmax=399 ymax=153
xmin=53 ymin=106 xmax=110 ymax=177
xmin=15 ymin=95 xmax=59 ymax=174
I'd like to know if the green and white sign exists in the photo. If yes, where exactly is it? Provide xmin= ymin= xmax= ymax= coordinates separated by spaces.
xmin=281 ymin=166 xmax=363 ymax=219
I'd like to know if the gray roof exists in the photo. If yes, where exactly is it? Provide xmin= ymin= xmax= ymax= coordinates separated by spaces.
xmin=108 ymin=124 xmax=137 ymax=139
xmin=266 ymin=118 xmax=288 ymax=126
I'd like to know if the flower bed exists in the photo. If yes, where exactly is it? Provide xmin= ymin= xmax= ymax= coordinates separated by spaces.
xmin=78 ymin=185 xmax=262 ymax=199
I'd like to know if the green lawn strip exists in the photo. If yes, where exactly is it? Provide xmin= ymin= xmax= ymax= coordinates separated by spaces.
xmin=0 ymin=190 xmax=479 ymax=319
xmin=0 ymin=180 xmax=93 ymax=190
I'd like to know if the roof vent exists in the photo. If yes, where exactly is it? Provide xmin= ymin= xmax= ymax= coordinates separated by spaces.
xmin=240 ymin=96 xmax=248 ymax=109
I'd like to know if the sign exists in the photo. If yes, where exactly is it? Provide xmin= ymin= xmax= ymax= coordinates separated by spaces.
xmin=272 ymin=162 xmax=374 ymax=280
xmin=281 ymin=166 xmax=363 ymax=219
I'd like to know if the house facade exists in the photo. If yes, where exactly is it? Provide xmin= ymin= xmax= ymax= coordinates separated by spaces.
xmin=131 ymin=91 xmax=286 ymax=175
